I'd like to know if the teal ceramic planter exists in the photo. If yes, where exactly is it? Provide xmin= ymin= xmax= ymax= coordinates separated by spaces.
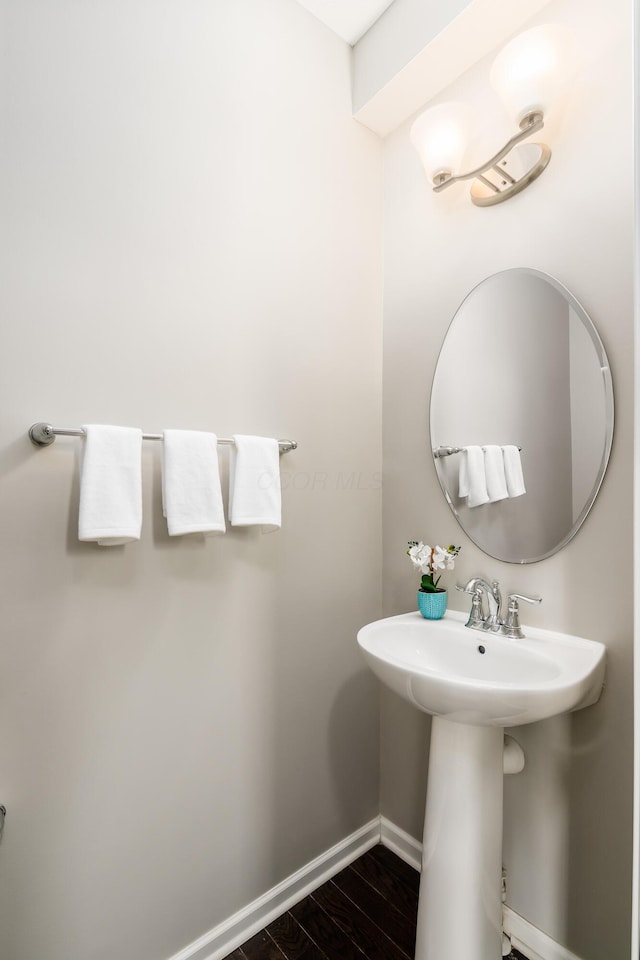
xmin=417 ymin=589 xmax=447 ymax=620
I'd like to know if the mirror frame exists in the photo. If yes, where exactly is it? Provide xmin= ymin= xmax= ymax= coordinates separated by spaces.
xmin=430 ymin=268 xmax=615 ymax=563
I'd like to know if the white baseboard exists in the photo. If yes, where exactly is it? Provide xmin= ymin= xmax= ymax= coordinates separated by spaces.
xmin=378 ymin=819 xmax=585 ymax=960
xmin=166 ymin=815 xmax=584 ymax=960
xmin=166 ymin=818 xmax=381 ymax=960
xmin=503 ymin=906 xmax=584 ymax=960
xmin=379 ymin=815 xmax=422 ymax=872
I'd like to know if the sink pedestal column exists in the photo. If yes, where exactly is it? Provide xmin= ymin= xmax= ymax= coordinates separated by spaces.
xmin=415 ymin=717 xmax=504 ymax=960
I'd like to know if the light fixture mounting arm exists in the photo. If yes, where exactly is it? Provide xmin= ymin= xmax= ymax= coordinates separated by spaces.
xmin=433 ymin=111 xmax=550 ymax=207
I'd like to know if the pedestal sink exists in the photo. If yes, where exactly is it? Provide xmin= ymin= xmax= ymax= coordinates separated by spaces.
xmin=357 ymin=610 xmax=606 ymax=960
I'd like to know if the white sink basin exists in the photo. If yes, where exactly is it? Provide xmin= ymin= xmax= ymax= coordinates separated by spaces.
xmin=357 ymin=610 xmax=606 ymax=726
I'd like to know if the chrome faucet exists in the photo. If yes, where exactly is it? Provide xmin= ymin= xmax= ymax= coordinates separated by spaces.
xmin=458 ymin=578 xmax=503 ymax=632
xmin=457 ymin=578 xmax=541 ymax=638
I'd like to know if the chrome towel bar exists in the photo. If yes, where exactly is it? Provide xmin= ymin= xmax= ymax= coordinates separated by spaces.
xmin=29 ymin=422 xmax=297 ymax=454
xmin=433 ymin=445 xmax=521 ymax=459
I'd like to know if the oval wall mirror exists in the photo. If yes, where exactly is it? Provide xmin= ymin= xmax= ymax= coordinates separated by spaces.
xmin=430 ymin=268 xmax=614 ymax=563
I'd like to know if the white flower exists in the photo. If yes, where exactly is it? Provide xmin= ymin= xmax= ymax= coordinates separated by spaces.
xmin=407 ymin=540 xmax=460 ymax=579
xmin=408 ymin=542 xmax=424 ymax=561
xmin=408 ymin=542 xmax=431 ymax=571
xmin=442 ymin=545 xmax=459 ymax=569
xmin=431 ymin=546 xmax=448 ymax=571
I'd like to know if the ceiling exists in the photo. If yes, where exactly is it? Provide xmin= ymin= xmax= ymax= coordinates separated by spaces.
xmin=294 ymin=0 xmax=396 ymax=45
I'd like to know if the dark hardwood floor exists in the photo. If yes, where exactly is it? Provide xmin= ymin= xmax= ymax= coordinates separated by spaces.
xmin=222 ymin=844 xmax=529 ymax=960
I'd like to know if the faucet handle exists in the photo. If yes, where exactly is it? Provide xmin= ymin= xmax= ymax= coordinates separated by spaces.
xmin=467 ymin=592 xmax=485 ymax=628
xmin=503 ymin=593 xmax=542 ymax=639
xmin=456 ymin=584 xmax=485 ymax=627
xmin=509 ymin=593 xmax=542 ymax=606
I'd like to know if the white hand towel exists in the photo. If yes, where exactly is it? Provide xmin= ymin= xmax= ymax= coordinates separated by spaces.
xmin=483 ymin=445 xmax=508 ymax=503
xmin=229 ymin=435 xmax=281 ymax=531
xmin=78 ymin=425 xmax=143 ymax=546
xmin=162 ymin=430 xmax=225 ymax=536
xmin=458 ymin=450 xmax=469 ymax=498
xmin=461 ymin=446 xmax=489 ymax=508
xmin=503 ymin=445 xmax=526 ymax=498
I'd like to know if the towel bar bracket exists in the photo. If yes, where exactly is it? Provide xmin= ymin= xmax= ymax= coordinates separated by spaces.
xmin=433 ymin=446 xmax=464 ymax=459
xmin=29 ymin=423 xmax=56 ymax=446
xmin=28 ymin=422 xmax=297 ymax=454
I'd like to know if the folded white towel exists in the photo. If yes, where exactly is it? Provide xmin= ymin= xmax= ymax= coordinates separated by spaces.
xmin=503 ymin=445 xmax=526 ymax=498
xmin=458 ymin=450 xmax=469 ymax=498
xmin=460 ymin=446 xmax=489 ymax=508
xmin=162 ymin=430 xmax=225 ymax=536
xmin=483 ymin=445 xmax=509 ymax=503
xmin=229 ymin=435 xmax=281 ymax=531
xmin=78 ymin=425 xmax=143 ymax=546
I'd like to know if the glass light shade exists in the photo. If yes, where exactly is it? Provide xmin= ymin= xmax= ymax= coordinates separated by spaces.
xmin=410 ymin=102 xmax=472 ymax=181
xmin=490 ymin=24 xmax=575 ymax=124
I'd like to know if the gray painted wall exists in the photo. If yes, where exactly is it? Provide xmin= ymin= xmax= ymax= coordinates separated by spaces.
xmin=381 ymin=0 xmax=634 ymax=957
xmin=0 ymin=2 xmax=383 ymax=958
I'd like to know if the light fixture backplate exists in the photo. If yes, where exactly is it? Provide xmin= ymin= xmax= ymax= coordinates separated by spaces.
xmin=469 ymin=142 xmax=551 ymax=207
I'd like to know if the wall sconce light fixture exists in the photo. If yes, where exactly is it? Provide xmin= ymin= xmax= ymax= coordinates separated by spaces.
xmin=410 ymin=25 xmax=575 ymax=207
